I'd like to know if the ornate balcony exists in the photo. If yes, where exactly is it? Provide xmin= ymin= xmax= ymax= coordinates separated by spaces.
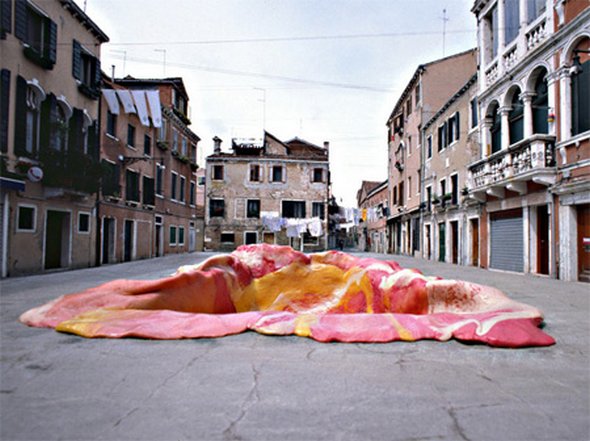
xmin=468 ymin=134 xmax=556 ymax=201
xmin=526 ymin=17 xmax=547 ymax=52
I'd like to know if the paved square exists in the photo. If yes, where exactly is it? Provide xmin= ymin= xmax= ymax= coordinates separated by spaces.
xmin=1 ymin=252 xmax=588 ymax=441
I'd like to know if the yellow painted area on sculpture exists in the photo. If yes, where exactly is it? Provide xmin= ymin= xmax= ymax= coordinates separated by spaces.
xmin=293 ymin=314 xmax=319 ymax=337
xmin=55 ymin=308 xmax=115 ymax=337
xmin=234 ymin=262 xmax=375 ymax=315
xmin=386 ymin=313 xmax=415 ymax=341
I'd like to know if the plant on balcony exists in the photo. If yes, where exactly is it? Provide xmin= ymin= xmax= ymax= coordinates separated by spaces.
xmin=190 ymin=162 xmax=198 ymax=172
xmin=156 ymin=140 xmax=168 ymax=151
xmin=171 ymin=150 xmax=179 ymax=157
xmin=395 ymin=161 xmax=404 ymax=172
xmin=461 ymin=186 xmax=469 ymax=196
xmin=177 ymin=155 xmax=190 ymax=164
xmin=442 ymin=193 xmax=453 ymax=201
xmin=431 ymin=194 xmax=440 ymax=205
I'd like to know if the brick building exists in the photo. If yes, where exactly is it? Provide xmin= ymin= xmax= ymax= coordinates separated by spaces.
xmin=205 ymin=132 xmax=329 ymax=251
xmin=99 ymin=76 xmax=203 ymax=263
xmin=386 ymin=49 xmax=478 ymax=256
xmin=356 ymin=180 xmax=388 ymax=253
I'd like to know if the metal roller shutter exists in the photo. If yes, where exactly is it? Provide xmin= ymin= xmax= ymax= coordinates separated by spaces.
xmin=490 ymin=212 xmax=523 ymax=272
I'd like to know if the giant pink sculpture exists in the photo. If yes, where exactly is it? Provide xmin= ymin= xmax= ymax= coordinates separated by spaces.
xmin=20 ymin=244 xmax=555 ymax=347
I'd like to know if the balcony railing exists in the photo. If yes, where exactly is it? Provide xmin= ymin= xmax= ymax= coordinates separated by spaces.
xmin=468 ymin=135 xmax=556 ymax=196
xmin=526 ymin=17 xmax=547 ymax=52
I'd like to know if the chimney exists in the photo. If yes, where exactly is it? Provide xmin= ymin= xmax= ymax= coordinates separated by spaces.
xmin=323 ymin=141 xmax=330 ymax=156
xmin=213 ymin=136 xmax=222 ymax=154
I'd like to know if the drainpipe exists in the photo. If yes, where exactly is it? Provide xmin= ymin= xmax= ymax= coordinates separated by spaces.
xmin=95 ymin=82 xmax=103 ymax=267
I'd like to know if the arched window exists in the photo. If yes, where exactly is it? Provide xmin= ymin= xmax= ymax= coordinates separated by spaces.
xmin=532 ymin=74 xmax=548 ymax=134
xmin=571 ymin=47 xmax=590 ymax=135
xmin=508 ymin=91 xmax=524 ymax=144
xmin=489 ymin=103 xmax=501 ymax=154
xmin=55 ymin=105 xmax=69 ymax=152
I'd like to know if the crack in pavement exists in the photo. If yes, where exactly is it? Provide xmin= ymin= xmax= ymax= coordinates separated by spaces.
xmin=113 ymin=407 xmax=139 ymax=428
xmin=222 ymin=363 xmax=261 ymax=441
xmin=446 ymin=406 xmax=471 ymax=441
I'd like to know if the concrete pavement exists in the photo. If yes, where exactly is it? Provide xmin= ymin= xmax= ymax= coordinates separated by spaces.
xmin=1 ymin=251 xmax=588 ymax=441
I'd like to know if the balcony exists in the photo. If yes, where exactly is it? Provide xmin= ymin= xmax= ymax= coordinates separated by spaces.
xmin=468 ymin=135 xmax=556 ymax=201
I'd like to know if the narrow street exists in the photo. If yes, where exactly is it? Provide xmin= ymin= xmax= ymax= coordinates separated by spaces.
xmin=1 ymin=251 xmax=589 ymax=441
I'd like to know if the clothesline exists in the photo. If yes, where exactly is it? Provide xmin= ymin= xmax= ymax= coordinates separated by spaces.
xmin=261 ymin=213 xmax=324 ymax=238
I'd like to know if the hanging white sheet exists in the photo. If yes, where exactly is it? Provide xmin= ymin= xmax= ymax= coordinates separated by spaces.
xmin=101 ymin=89 xmax=120 ymax=115
xmin=131 ymin=90 xmax=150 ymax=127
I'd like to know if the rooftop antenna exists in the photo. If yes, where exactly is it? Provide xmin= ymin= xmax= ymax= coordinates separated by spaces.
xmin=110 ymin=50 xmax=127 ymax=76
xmin=83 ymin=0 xmax=87 ymax=12
xmin=441 ymin=9 xmax=450 ymax=57
xmin=154 ymin=49 xmax=167 ymax=77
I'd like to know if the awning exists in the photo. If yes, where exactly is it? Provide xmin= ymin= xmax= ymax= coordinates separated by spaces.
xmin=0 ymin=177 xmax=26 ymax=192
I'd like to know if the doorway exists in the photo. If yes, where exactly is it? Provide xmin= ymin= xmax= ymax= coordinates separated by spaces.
xmin=102 ymin=217 xmax=116 ymax=264
xmin=124 ymin=219 xmax=134 ymax=262
xmin=45 ymin=210 xmax=70 ymax=270
xmin=189 ymin=222 xmax=196 ymax=252
xmin=537 ymin=205 xmax=550 ymax=275
xmin=578 ymin=204 xmax=590 ymax=282
xmin=450 ymin=220 xmax=459 ymax=264
xmin=438 ymin=222 xmax=446 ymax=262
xmin=471 ymin=218 xmax=480 ymax=267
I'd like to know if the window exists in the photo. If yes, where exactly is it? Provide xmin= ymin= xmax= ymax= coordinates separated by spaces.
xmin=72 ymin=40 xmax=100 ymax=98
xmin=282 ymin=201 xmax=306 ymax=218
xmin=399 ymin=181 xmax=404 ymax=206
xmin=106 ymin=111 xmax=117 ymax=137
xmin=571 ymin=57 xmax=590 ymax=136
xmin=127 ymin=124 xmax=136 ymax=148
xmin=408 ymin=176 xmax=412 ymax=199
xmin=212 ymin=165 xmax=224 ymax=180
xmin=438 ymin=124 xmax=447 ymax=151
xmin=448 ymin=112 xmax=460 ymax=144
xmin=221 ymin=232 xmax=235 ymax=244
xmin=249 ymin=164 xmax=261 ymax=182
xmin=426 ymin=186 xmax=432 ymax=211
xmin=393 ymin=187 xmax=398 ymax=205
xmin=171 ymin=172 xmax=178 ymax=200
xmin=14 ymin=77 xmax=43 ymax=158
xmin=470 ymin=97 xmax=478 ymax=129
xmin=312 ymin=202 xmax=325 ymax=220
xmin=245 ymin=232 xmax=257 ymax=245
xmin=181 ymin=137 xmax=187 ymax=156
xmin=247 ymin=199 xmax=260 ymax=218
xmin=528 ymin=0 xmax=545 ymax=23
xmin=172 ymin=129 xmax=178 ymax=152
xmin=210 ymin=199 xmax=225 ymax=218
xmin=485 ymin=5 xmax=499 ymax=61
xmin=198 ymin=176 xmax=205 ymax=186
xmin=415 ymin=83 xmax=420 ymax=105
xmin=17 ymin=205 xmax=36 ymax=232
xmin=15 ymin=1 xmax=57 ymax=69
xmin=178 ymin=226 xmax=185 ymax=246
xmin=312 ymin=168 xmax=324 ymax=183
xmin=427 ymin=135 xmax=433 ymax=159
xmin=179 ymin=176 xmax=186 ymax=202
xmin=272 ymin=165 xmax=283 ymax=182
xmin=191 ymin=144 xmax=197 ymax=164
xmin=440 ymin=179 xmax=447 ymax=201
xmin=78 ymin=212 xmax=90 ymax=233
xmin=156 ymin=163 xmax=164 ymax=196
xmin=1 ymin=70 xmax=9 ymax=153
xmin=408 ymin=136 xmax=412 ymax=156
xmin=125 ymin=170 xmax=140 ymax=202
xmin=509 ymin=91 xmax=524 ymax=145
xmin=532 ymin=74 xmax=549 ymax=135
xmin=406 ymin=98 xmax=412 ymax=116
xmin=142 ymin=176 xmax=155 ymax=205
xmin=189 ymin=181 xmax=196 ymax=206
xmin=169 ymin=226 xmax=177 ymax=246
xmin=101 ymin=160 xmax=120 ymax=197
xmin=504 ymin=0 xmax=520 ymax=45
xmin=490 ymin=104 xmax=502 ymax=154
xmin=158 ymin=120 xmax=167 ymax=141
xmin=55 ymin=105 xmax=69 ymax=152
xmin=144 ymin=134 xmax=151 ymax=156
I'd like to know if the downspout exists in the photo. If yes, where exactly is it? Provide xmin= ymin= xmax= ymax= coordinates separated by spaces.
xmin=94 ymin=79 xmax=103 ymax=267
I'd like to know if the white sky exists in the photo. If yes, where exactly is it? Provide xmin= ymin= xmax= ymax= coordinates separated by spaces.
xmin=78 ymin=0 xmax=477 ymax=207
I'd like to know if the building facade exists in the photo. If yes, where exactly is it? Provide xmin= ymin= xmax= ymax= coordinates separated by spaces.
xmin=205 ymin=132 xmax=329 ymax=252
xmin=356 ymin=180 xmax=388 ymax=253
xmin=469 ymin=0 xmax=589 ymax=280
xmin=1 ymin=0 xmax=108 ymax=276
xmin=422 ymin=74 xmax=481 ymax=265
xmin=386 ymin=49 xmax=478 ymax=256
xmin=99 ymin=76 xmax=203 ymax=264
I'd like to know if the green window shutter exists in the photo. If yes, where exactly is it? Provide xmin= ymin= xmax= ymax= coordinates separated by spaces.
xmin=46 ymin=19 xmax=57 ymax=66
xmin=72 ymin=39 xmax=81 ymax=80
xmin=455 ymin=112 xmax=460 ymax=141
xmin=93 ymin=56 xmax=101 ymax=93
xmin=40 ymin=93 xmax=58 ymax=152
xmin=1 ymin=0 xmax=12 ymax=38
xmin=13 ymin=75 xmax=27 ymax=157
xmin=69 ymin=108 xmax=84 ymax=152
xmin=14 ymin=0 xmax=27 ymax=42
xmin=0 ymin=69 xmax=10 ymax=153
